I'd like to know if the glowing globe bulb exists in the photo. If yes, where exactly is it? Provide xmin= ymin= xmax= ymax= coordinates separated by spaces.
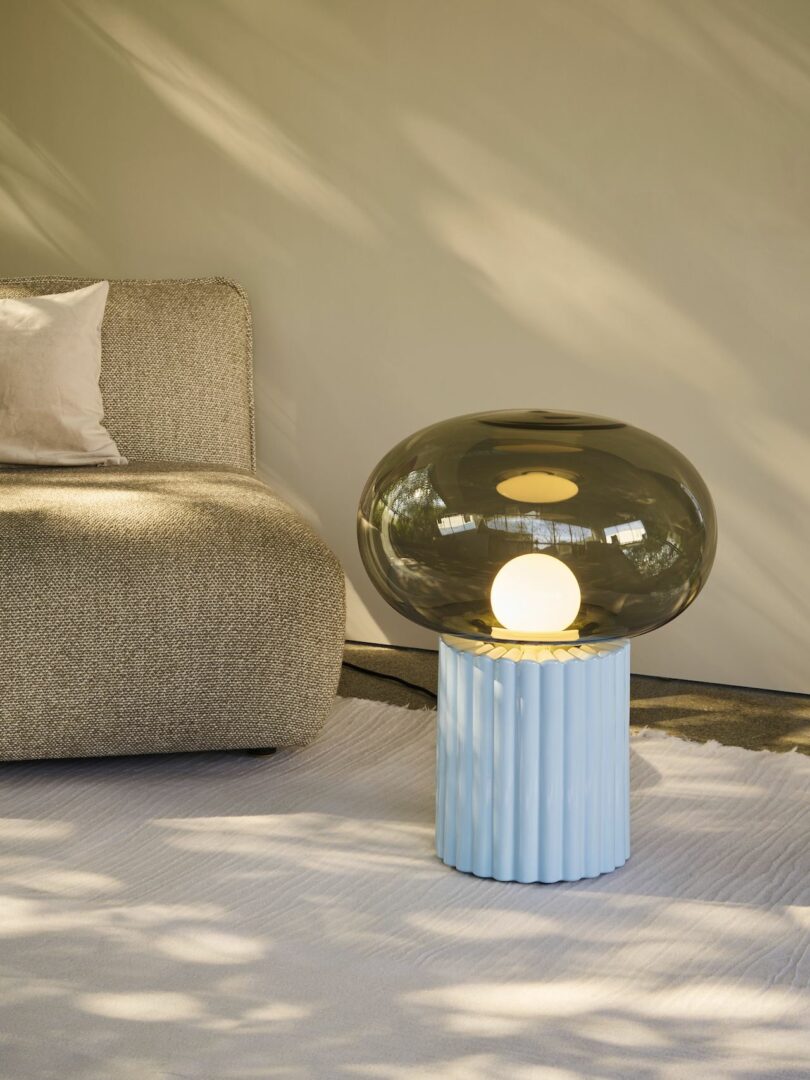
xmin=490 ymin=553 xmax=581 ymax=634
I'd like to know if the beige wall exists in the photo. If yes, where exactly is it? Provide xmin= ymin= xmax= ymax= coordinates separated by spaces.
xmin=2 ymin=0 xmax=808 ymax=692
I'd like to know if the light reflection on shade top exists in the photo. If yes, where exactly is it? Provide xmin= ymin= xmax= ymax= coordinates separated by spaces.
xmin=357 ymin=409 xmax=716 ymax=645
xmin=496 ymin=471 xmax=579 ymax=504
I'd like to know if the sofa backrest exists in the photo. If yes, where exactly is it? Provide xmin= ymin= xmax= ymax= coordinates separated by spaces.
xmin=0 ymin=277 xmax=255 ymax=472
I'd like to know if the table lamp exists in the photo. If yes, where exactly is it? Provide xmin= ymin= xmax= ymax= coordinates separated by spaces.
xmin=358 ymin=410 xmax=716 ymax=883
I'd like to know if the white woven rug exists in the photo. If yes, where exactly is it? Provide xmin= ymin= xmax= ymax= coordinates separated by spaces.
xmin=1 ymin=698 xmax=808 ymax=1080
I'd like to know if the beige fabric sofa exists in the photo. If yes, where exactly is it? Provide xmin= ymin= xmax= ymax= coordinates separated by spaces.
xmin=0 ymin=277 xmax=345 ymax=760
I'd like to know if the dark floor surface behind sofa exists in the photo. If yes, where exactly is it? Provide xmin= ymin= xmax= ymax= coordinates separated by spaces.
xmin=340 ymin=642 xmax=810 ymax=756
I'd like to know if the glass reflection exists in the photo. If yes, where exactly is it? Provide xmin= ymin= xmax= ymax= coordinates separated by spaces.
xmin=359 ymin=410 xmax=716 ymax=644
xmin=604 ymin=520 xmax=646 ymax=545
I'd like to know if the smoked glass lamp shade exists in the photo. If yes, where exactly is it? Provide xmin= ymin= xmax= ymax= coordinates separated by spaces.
xmin=357 ymin=410 xmax=716 ymax=645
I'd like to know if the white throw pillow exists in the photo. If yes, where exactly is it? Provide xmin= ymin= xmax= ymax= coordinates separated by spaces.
xmin=0 ymin=281 xmax=126 ymax=466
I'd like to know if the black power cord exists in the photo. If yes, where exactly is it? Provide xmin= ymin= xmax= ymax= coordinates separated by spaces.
xmin=341 ymin=660 xmax=438 ymax=702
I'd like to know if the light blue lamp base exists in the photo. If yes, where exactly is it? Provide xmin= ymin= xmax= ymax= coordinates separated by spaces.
xmin=436 ymin=635 xmax=631 ymax=883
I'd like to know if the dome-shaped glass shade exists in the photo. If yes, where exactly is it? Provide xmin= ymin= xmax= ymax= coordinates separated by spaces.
xmin=357 ymin=410 xmax=717 ymax=645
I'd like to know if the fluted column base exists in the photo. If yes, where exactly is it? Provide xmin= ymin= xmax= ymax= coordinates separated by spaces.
xmin=436 ymin=635 xmax=631 ymax=883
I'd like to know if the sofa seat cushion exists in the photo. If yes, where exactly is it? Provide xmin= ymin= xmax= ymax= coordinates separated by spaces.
xmin=0 ymin=463 xmax=344 ymax=759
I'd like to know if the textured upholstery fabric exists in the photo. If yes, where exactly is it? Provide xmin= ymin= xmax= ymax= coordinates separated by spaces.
xmin=0 ymin=277 xmax=345 ymax=759
xmin=0 ymin=278 xmax=255 ymax=472
xmin=0 ymin=463 xmax=345 ymax=760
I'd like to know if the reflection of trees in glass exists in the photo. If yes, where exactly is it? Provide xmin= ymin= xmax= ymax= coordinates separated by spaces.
xmin=373 ymin=466 xmax=695 ymax=625
xmin=485 ymin=514 xmax=594 ymax=551
xmin=358 ymin=409 xmax=716 ymax=641
xmin=378 ymin=469 xmax=492 ymax=600
xmin=373 ymin=468 xmax=446 ymax=535
xmin=621 ymin=532 xmax=683 ymax=579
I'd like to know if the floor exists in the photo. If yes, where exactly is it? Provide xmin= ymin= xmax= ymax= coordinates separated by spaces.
xmin=339 ymin=642 xmax=810 ymax=756
xmin=4 ymin=697 xmax=808 ymax=1078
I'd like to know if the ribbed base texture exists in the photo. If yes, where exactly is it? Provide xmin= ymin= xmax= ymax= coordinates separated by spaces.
xmin=436 ymin=636 xmax=631 ymax=883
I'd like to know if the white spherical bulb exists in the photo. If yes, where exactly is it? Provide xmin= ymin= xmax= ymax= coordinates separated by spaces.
xmin=490 ymin=553 xmax=581 ymax=634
